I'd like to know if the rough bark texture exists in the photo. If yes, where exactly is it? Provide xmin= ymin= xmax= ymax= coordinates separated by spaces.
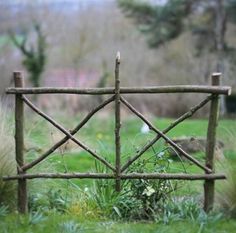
xmin=6 ymin=85 xmax=231 ymax=95
xmin=204 ymin=73 xmax=220 ymax=212
xmin=2 ymin=172 xmax=226 ymax=181
xmin=115 ymin=52 xmax=121 ymax=192
xmin=14 ymin=71 xmax=27 ymax=214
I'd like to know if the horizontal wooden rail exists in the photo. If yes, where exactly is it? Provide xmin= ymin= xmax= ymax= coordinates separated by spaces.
xmin=2 ymin=172 xmax=226 ymax=180
xmin=121 ymin=173 xmax=226 ymax=180
xmin=6 ymin=85 xmax=231 ymax=95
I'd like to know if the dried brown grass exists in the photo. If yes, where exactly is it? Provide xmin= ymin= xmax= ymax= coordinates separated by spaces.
xmin=0 ymin=102 xmax=16 ymax=208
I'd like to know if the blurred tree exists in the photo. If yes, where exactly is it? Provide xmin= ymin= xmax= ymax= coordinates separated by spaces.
xmin=9 ymin=22 xmax=46 ymax=87
xmin=96 ymin=61 xmax=111 ymax=104
xmin=118 ymin=0 xmax=191 ymax=48
xmin=227 ymin=0 xmax=236 ymax=22
xmin=118 ymin=0 xmax=236 ymax=114
xmin=118 ymin=0 xmax=236 ymax=72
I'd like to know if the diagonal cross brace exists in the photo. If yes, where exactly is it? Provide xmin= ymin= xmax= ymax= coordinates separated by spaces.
xmin=120 ymin=97 xmax=212 ymax=173
xmin=22 ymin=95 xmax=116 ymax=172
xmin=121 ymin=96 xmax=212 ymax=172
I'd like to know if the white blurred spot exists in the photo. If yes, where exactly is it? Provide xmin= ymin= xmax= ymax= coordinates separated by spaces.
xmin=141 ymin=123 xmax=150 ymax=134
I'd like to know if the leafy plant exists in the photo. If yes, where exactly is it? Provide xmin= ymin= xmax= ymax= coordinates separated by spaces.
xmin=59 ymin=220 xmax=82 ymax=233
xmin=28 ymin=193 xmax=48 ymax=213
xmin=87 ymin=162 xmax=123 ymax=218
xmin=28 ymin=210 xmax=46 ymax=225
xmin=123 ymin=149 xmax=177 ymax=220
xmin=47 ymin=189 xmax=69 ymax=212
xmin=159 ymin=197 xmax=222 ymax=226
xmin=0 ymin=205 xmax=9 ymax=217
xmin=29 ymin=189 xmax=70 ymax=214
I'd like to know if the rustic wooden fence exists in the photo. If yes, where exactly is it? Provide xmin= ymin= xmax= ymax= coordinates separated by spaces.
xmin=2 ymin=53 xmax=231 ymax=214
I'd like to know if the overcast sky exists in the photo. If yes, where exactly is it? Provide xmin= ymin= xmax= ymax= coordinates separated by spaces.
xmin=0 ymin=0 xmax=167 ymax=5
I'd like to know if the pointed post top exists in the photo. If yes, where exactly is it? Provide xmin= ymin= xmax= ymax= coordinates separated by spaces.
xmin=116 ymin=51 xmax=120 ymax=64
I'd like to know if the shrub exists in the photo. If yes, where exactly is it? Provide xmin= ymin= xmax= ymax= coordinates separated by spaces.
xmin=0 ymin=103 xmax=16 ymax=209
xmin=119 ymin=150 xmax=178 ymax=220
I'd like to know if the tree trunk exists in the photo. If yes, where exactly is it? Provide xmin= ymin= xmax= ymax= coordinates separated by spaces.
xmin=215 ymin=0 xmax=227 ymax=115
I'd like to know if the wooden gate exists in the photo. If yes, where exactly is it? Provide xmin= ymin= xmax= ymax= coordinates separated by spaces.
xmin=2 ymin=53 xmax=231 ymax=214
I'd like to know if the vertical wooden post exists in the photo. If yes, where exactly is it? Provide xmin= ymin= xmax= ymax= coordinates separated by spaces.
xmin=14 ymin=71 xmax=27 ymax=214
xmin=115 ymin=52 xmax=121 ymax=192
xmin=204 ymin=72 xmax=221 ymax=212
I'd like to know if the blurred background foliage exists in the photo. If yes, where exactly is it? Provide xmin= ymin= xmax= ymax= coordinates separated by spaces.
xmin=0 ymin=0 xmax=236 ymax=117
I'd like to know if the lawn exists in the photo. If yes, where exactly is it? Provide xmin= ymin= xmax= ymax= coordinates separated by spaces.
xmin=1 ymin=113 xmax=236 ymax=233
xmin=25 ymin=115 xmax=236 ymax=187
xmin=1 ymin=213 xmax=236 ymax=233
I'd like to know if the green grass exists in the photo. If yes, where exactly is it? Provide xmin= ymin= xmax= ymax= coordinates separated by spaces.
xmin=24 ymin=115 xmax=236 ymax=187
xmin=19 ymin=116 xmax=235 ymax=204
xmin=26 ymin=115 xmax=236 ymax=151
xmin=1 ymin=213 xmax=236 ymax=233
xmin=1 ymin=114 xmax=236 ymax=232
